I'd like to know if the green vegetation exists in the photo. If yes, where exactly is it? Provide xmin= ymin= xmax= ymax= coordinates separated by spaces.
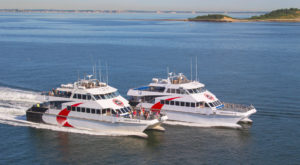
xmin=250 ymin=8 xmax=300 ymax=19
xmin=189 ymin=14 xmax=232 ymax=20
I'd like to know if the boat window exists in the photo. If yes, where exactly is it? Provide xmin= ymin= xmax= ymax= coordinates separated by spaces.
xmin=191 ymin=103 xmax=195 ymax=107
xmin=170 ymin=89 xmax=175 ymax=93
xmin=160 ymin=100 xmax=165 ymax=104
xmin=67 ymin=106 xmax=71 ymax=111
xmin=82 ymin=95 xmax=87 ymax=100
xmin=176 ymin=89 xmax=180 ymax=94
xmin=175 ymin=101 xmax=180 ymax=106
xmin=78 ymin=94 xmax=82 ymax=99
xmin=180 ymin=102 xmax=185 ymax=106
xmin=86 ymin=108 xmax=90 ymax=113
xmin=73 ymin=94 xmax=77 ymax=99
xmin=94 ymin=95 xmax=100 ymax=100
xmin=165 ymin=100 xmax=170 ymax=105
xmin=196 ymin=103 xmax=200 ymax=107
xmin=72 ymin=106 xmax=76 ymax=111
xmin=167 ymin=89 xmax=171 ymax=93
xmin=120 ymin=108 xmax=126 ymax=113
xmin=192 ymin=89 xmax=198 ymax=93
xmin=91 ymin=109 xmax=95 ymax=114
xmin=170 ymin=101 xmax=174 ymax=105
xmin=102 ymin=109 xmax=106 ymax=114
xmin=112 ymin=110 xmax=116 ymax=115
xmin=77 ymin=107 xmax=80 ymax=112
xmin=81 ymin=108 xmax=86 ymax=113
xmin=186 ymin=102 xmax=190 ymax=107
xmin=209 ymin=103 xmax=214 ymax=107
xmin=188 ymin=89 xmax=194 ymax=94
xmin=116 ymin=109 xmax=121 ymax=114
xmin=96 ymin=109 xmax=100 ymax=114
xmin=87 ymin=95 xmax=92 ymax=100
xmin=205 ymin=103 xmax=209 ymax=107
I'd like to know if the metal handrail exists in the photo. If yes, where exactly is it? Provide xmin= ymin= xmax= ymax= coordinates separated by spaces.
xmin=221 ymin=102 xmax=255 ymax=112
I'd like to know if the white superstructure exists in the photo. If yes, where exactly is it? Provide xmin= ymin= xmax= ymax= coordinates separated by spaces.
xmin=127 ymin=72 xmax=256 ymax=127
xmin=26 ymin=76 xmax=166 ymax=137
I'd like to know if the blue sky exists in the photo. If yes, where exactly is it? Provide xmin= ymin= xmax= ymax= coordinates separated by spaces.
xmin=1 ymin=0 xmax=299 ymax=11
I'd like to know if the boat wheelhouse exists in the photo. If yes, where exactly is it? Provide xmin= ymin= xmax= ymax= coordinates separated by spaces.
xmin=27 ymin=75 xmax=167 ymax=137
xmin=127 ymin=72 xmax=256 ymax=127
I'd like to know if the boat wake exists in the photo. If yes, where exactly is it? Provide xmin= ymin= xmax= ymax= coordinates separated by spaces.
xmin=0 ymin=87 xmax=147 ymax=138
xmin=164 ymin=120 xmax=242 ymax=129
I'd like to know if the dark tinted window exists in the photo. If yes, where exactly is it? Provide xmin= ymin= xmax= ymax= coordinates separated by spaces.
xmin=180 ymin=102 xmax=185 ymax=106
xmin=67 ymin=106 xmax=71 ymax=110
xmin=112 ymin=110 xmax=116 ymax=115
xmin=100 ymin=95 xmax=105 ymax=99
xmin=102 ymin=109 xmax=106 ymax=114
xmin=96 ymin=109 xmax=100 ymax=114
xmin=72 ymin=106 xmax=76 ymax=111
xmin=87 ymin=95 xmax=92 ymax=100
xmin=167 ymin=89 xmax=171 ymax=93
xmin=191 ymin=103 xmax=195 ymax=107
xmin=77 ymin=107 xmax=80 ymax=112
xmin=73 ymin=94 xmax=77 ymax=99
xmin=170 ymin=101 xmax=174 ymax=105
xmin=186 ymin=102 xmax=190 ymax=107
xmin=86 ymin=108 xmax=90 ymax=113
xmin=188 ymin=89 xmax=193 ymax=94
xmin=81 ymin=108 xmax=86 ymax=112
xmin=160 ymin=100 xmax=165 ymax=104
xmin=165 ymin=100 xmax=170 ymax=104
xmin=209 ymin=103 xmax=214 ymax=107
xmin=94 ymin=95 xmax=100 ymax=100
xmin=176 ymin=89 xmax=180 ymax=94
xmin=196 ymin=103 xmax=200 ymax=107
xmin=83 ymin=95 xmax=87 ymax=100
xmin=205 ymin=103 xmax=209 ymax=107
xmin=175 ymin=101 xmax=180 ymax=106
xmin=171 ymin=89 xmax=175 ymax=93
xmin=78 ymin=94 xmax=82 ymax=99
xmin=91 ymin=109 xmax=95 ymax=114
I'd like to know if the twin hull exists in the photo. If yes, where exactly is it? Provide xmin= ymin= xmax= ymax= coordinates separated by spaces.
xmin=26 ymin=107 xmax=157 ymax=135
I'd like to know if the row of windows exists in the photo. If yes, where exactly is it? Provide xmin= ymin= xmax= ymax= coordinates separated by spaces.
xmin=166 ymin=87 xmax=206 ymax=95
xmin=73 ymin=94 xmax=92 ymax=100
xmin=160 ymin=100 xmax=210 ymax=108
xmin=187 ymin=87 xmax=207 ymax=94
xmin=93 ymin=91 xmax=120 ymax=100
xmin=67 ymin=106 xmax=131 ymax=114
xmin=209 ymin=100 xmax=222 ymax=107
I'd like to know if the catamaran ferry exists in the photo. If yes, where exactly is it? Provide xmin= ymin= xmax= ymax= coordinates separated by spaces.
xmin=127 ymin=72 xmax=256 ymax=127
xmin=26 ymin=75 xmax=167 ymax=137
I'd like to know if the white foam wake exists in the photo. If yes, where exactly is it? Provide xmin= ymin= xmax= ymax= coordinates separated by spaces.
xmin=0 ymin=87 xmax=147 ymax=138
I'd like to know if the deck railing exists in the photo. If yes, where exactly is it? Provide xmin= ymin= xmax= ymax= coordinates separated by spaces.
xmin=221 ymin=102 xmax=255 ymax=112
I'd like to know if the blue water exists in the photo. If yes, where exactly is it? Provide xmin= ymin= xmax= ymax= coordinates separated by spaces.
xmin=0 ymin=12 xmax=300 ymax=164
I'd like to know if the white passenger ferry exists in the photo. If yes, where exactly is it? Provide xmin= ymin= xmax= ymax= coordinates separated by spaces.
xmin=26 ymin=75 xmax=167 ymax=137
xmin=127 ymin=72 xmax=257 ymax=127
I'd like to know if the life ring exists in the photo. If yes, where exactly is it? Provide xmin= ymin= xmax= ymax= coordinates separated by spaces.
xmin=204 ymin=93 xmax=214 ymax=101
xmin=113 ymin=99 xmax=124 ymax=106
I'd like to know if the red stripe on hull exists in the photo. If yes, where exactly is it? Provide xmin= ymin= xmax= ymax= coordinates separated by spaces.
xmin=151 ymin=97 xmax=181 ymax=112
xmin=56 ymin=103 xmax=82 ymax=127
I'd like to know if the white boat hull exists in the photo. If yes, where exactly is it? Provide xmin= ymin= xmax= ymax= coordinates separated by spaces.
xmin=165 ymin=110 xmax=243 ymax=127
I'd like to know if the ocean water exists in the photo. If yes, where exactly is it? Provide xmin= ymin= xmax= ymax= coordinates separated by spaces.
xmin=0 ymin=12 xmax=300 ymax=164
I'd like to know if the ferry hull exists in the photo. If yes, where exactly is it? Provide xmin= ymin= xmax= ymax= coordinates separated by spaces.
xmin=164 ymin=110 xmax=245 ymax=127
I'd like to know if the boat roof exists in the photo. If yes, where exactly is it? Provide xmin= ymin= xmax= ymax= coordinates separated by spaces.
xmin=149 ymin=72 xmax=205 ymax=89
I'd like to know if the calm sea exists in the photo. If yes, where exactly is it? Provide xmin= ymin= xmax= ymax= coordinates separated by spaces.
xmin=0 ymin=12 xmax=299 ymax=164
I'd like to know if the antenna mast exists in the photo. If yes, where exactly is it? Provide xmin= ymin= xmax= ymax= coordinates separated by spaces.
xmin=106 ymin=62 xmax=108 ymax=85
xmin=195 ymin=56 xmax=198 ymax=81
xmin=99 ymin=60 xmax=102 ymax=83
xmin=190 ymin=58 xmax=193 ymax=81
